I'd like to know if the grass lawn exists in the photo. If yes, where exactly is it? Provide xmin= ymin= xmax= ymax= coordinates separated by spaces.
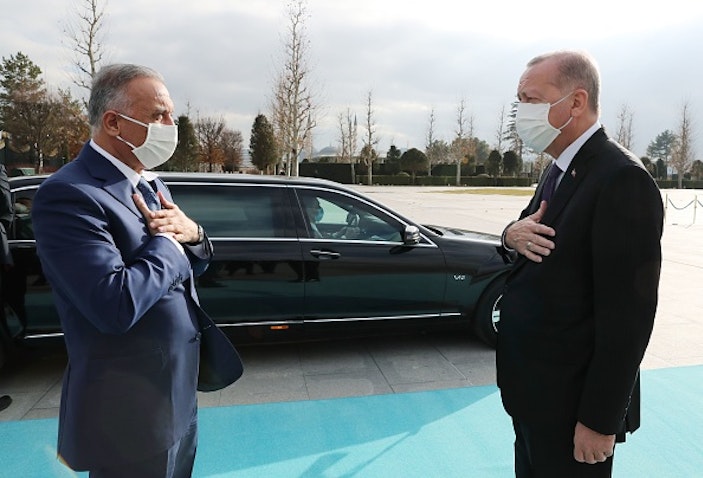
xmin=437 ymin=187 xmax=535 ymax=196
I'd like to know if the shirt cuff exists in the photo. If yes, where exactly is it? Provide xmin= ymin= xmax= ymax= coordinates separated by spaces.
xmin=501 ymin=220 xmax=517 ymax=252
xmin=156 ymin=233 xmax=185 ymax=255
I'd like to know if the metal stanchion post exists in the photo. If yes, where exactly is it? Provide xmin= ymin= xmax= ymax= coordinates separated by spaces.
xmin=695 ymin=195 xmax=698 ymax=225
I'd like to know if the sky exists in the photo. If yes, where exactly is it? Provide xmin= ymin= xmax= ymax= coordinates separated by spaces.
xmin=2 ymin=0 xmax=703 ymax=159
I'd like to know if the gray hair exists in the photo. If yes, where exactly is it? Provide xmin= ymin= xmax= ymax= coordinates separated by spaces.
xmin=87 ymin=64 xmax=164 ymax=133
xmin=528 ymin=50 xmax=601 ymax=115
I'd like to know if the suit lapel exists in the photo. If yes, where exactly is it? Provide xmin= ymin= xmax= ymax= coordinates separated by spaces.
xmin=541 ymin=128 xmax=607 ymax=224
xmin=79 ymin=144 xmax=142 ymax=217
xmin=508 ymin=128 xmax=608 ymax=273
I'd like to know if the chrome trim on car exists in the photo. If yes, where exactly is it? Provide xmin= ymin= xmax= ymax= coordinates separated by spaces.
xmin=7 ymin=185 xmax=41 ymax=193
xmin=298 ymin=237 xmax=438 ymax=247
xmin=6 ymin=239 xmax=36 ymax=246
xmin=216 ymin=312 xmax=463 ymax=328
xmin=22 ymin=332 xmax=65 ymax=340
xmin=23 ymin=312 xmax=464 ymax=337
xmin=208 ymin=237 xmax=299 ymax=242
xmin=306 ymin=312 xmax=463 ymax=324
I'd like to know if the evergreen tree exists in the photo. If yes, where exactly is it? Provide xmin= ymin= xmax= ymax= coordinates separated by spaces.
xmin=385 ymin=145 xmax=402 ymax=175
xmin=486 ymin=149 xmax=502 ymax=177
xmin=502 ymin=150 xmax=521 ymax=176
xmin=400 ymin=148 xmax=427 ymax=183
xmin=164 ymin=115 xmax=199 ymax=171
xmin=386 ymin=144 xmax=401 ymax=162
xmin=249 ymin=114 xmax=278 ymax=174
xmin=1 ymin=52 xmax=86 ymax=172
xmin=646 ymin=130 xmax=676 ymax=178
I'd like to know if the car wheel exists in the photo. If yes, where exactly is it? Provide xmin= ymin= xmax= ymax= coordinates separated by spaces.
xmin=472 ymin=275 xmax=505 ymax=348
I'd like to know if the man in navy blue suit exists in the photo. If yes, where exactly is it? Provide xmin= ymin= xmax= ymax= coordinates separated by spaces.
xmin=33 ymin=64 xmax=213 ymax=477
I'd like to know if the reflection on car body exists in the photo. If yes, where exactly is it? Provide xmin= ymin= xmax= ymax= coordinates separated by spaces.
xmin=3 ymin=173 xmax=511 ymax=349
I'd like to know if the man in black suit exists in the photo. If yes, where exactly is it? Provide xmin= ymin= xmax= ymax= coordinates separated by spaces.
xmin=498 ymin=50 xmax=663 ymax=477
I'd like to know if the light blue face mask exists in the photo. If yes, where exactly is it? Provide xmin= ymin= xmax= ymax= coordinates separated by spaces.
xmin=515 ymin=92 xmax=574 ymax=153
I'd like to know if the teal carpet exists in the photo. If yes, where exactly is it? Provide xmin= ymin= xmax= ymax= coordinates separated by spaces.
xmin=1 ymin=366 xmax=702 ymax=477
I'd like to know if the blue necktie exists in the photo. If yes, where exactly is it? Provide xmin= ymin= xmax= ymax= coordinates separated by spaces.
xmin=540 ymin=163 xmax=562 ymax=203
xmin=137 ymin=177 xmax=160 ymax=211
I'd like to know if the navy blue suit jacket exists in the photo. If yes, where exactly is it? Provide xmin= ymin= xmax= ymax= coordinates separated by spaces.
xmin=497 ymin=128 xmax=663 ymax=438
xmin=33 ymin=143 xmax=213 ymax=470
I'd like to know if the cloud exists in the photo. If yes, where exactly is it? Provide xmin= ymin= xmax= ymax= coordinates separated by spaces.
xmin=2 ymin=0 xmax=703 ymax=158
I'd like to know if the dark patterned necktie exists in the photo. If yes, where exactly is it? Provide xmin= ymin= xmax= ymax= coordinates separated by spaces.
xmin=137 ymin=177 xmax=160 ymax=211
xmin=540 ymin=163 xmax=563 ymax=203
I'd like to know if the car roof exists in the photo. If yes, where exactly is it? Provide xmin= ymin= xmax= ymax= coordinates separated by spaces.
xmin=9 ymin=172 xmax=355 ymax=193
xmin=159 ymin=172 xmax=350 ymax=190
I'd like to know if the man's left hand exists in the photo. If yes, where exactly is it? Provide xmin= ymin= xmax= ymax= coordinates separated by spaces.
xmin=573 ymin=421 xmax=615 ymax=464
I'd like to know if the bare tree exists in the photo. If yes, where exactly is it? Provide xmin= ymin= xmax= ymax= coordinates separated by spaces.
xmin=671 ymin=100 xmax=695 ymax=188
xmin=450 ymin=97 xmax=471 ymax=186
xmin=360 ymin=90 xmax=379 ymax=185
xmin=53 ymin=88 xmax=91 ymax=163
xmin=615 ymin=103 xmax=635 ymax=151
xmin=220 ymin=128 xmax=244 ymax=173
xmin=63 ymin=0 xmax=109 ymax=97
xmin=533 ymin=152 xmax=551 ymax=180
xmin=467 ymin=113 xmax=476 ymax=167
xmin=425 ymin=107 xmax=436 ymax=176
xmin=270 ymin=0 xmax=318 ymax=177
xmin=196 ymin=115 xmax=226 ymax=172
xmin=337 ymin=108 xmax=358 ymax=176
xmin=302 ymin=112 xmax=314 ymax=162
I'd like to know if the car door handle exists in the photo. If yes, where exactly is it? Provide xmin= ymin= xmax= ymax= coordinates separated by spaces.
xmin=309 ymin=249 xmax=341 ymax=260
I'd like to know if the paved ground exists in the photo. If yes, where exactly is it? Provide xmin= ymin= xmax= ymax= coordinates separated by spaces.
xmin=361 ymin=185 xmax=703 ymax=371
xmin=1 ymin=186 xmax=702 ymax=422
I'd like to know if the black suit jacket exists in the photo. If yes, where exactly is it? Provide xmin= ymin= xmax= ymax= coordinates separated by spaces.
xmin=497 ymin=128 xmax=663 ymax=438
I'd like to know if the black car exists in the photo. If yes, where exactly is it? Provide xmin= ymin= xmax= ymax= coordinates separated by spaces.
xmin=2 ymin=173 xmax=510 ymax=356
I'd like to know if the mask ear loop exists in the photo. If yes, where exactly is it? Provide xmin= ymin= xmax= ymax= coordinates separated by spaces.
xmin=557 ymin=116 xmax=573 ymax=131
xmin=550 ymin=91 xmax=574 ymax=108
xmin=115 ymin=112 xmax=149 ymax=149
xmin=551 ymin=92 xmax=575 ymax=130
xmin=117 ymin=113 xmax=149 ymax=128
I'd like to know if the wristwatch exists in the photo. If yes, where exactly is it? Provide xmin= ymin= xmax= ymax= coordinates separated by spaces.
xmin=192 ymin=224 xmax=204 ymax=244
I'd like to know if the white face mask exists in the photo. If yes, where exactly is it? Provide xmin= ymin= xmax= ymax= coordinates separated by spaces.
xmin=116 ymin=113 xmax=178 ymax=169
xmin=515 ymin=93 xmax=573 ymax=153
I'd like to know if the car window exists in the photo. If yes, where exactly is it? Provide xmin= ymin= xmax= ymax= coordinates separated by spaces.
xmin=169 ymin=184 xmax=295 ymax=239
xmin=297 ymin=188 xmax=403 ymax=242
xmin=10 ymin=187 xmax=37 ymax=240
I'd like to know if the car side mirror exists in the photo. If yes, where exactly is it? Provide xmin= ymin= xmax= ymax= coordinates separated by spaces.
xmin=403 ymin=225 xmax=420 ymax=245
